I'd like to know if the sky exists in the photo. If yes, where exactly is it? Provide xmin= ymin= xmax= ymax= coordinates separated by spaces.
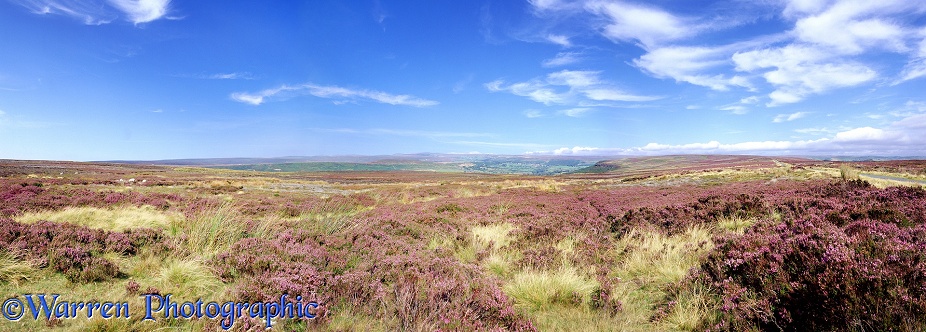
xmin=1 ymin=0 xmax=926 ymax=161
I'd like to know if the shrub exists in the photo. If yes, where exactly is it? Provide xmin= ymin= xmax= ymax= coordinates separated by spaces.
xmin=0 ymin=218 xmax=167 ymax=283
xmin=700 ymin=216 xmax=926 ymax=331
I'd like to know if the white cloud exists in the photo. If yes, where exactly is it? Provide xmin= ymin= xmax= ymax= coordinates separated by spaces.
xmin=528 ymin=0 xmax=579 ymax=12
xmin=894 ymin=59 xmax=926 ymax=85
xmin=486 ymin=70 xmax=659 ymax=106
xmin=546 ymin=34 xmax=572 ymax=47
xmin=558 ymin=108 xmax=592 ymax=117
xmin=720 ymin=105 xmax=749 ymax=115
xmin=740 ymin=96 xmax=761 ymax=104
xmin=584 ymin=0 xmax=692 ymax=48
xmin=231 ymin=83 xmax=439 ymax=107
xmin=524 ymin=0 xmax=926 ymax=107
xmin=542 ymin=52 xmax=582 ymax=67
xmin=795 ymin=127 xmax=839 ymax=134
xmin=108 ymin=0 xmax=171 ymax=24
xmin=790 ymin=0 xmax=915 ymax=54
xmin=733 ymin=44 xmax=877 ymax=106
xmin=894 ymin=113 xmax=926 ymax=129
xmin=773 ymin=111 xmax=809 ymax=122
xmin=11 ymin=0 xmax=171 ymax=25
xmin=523 ymin=109 xmax=544 ymax=118
xmin=552 ymin=146 xmax=599 ymax=155
xmin=204 ymin=72 xmax=253 ymax=80
xmin=634 ymin=46 xmax=751 ymax=91
xmin=546 ymin=70 xmax=600 ymax=87
xmin=537 ymin=120 xmax=925 ymax=156
xmin=583 ymin=88 xmax=661 ymax=102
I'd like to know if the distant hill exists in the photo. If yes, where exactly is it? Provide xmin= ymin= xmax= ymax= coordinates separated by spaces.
xmin=103 ymin=154 xmax=603 ymax=175
xmin=573 ymin=155 xmax=813 ymax=177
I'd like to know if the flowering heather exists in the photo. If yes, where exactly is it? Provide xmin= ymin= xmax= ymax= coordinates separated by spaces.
xmin=699 ymin=182 xmax=926 ymax=331
xmin=4 ymin=160 xmax=926 ymax=330
xmin=0 ymin=179 xmax=185 ymax=217
xmin=0 ymin=218 xmax=168 ymax=282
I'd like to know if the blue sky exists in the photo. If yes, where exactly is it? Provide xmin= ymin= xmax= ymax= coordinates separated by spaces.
xmin=1 ymin=0 xmax=925 ymax=160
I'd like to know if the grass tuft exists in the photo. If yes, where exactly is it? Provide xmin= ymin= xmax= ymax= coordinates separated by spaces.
xmin=170 ymin=201 xmax=243 ymax=257
xmin=472 ymin=223 xmax=516 ymax=250
xmin=16 ymin=205 xmax=180 ymax=231
xmin=504 ymin=266 xmax=599 ymax=312
xmin=157 ymin=259 xmax=224 ymax=299
xmin=0 ymin=251 xmax=36 ymax=286
xmin=716 ymin=214 xmax=756 ymax=233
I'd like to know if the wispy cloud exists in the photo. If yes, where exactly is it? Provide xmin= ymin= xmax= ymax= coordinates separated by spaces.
xmin=109 ymin=0 xmax=171 ymax=24
xmin=542 ymin=52 xmax=582 ymax=67
xmin=773 ymin=111 xmax=809 ymax=123
xmin=633 ymin=45 xmax=755 ymax=91
xmin=449 ymin=140 xmax=554 ymax=150
xmin=733 ymin=45 xmax=877 ymax=106
xmin=485 ymin=70 xmax=660 ymax=106
xmin=11 ymin=0 xmax=173 ymax=25
xmin=584 ymin=0 xmax=696 ymax=48
xmin=539 ymin=112 xmax=926 ymax=156
xmin=558 ymin=108 xmax=592 ymax=117
xmin=719 ymin=105 xmax=748 ymax=115
xmin=523 ymin=109 xmax=544 ymax=118
xmin=314 ymin=128 xmax=493 ymax=139
xmin=231 ymin=83 xmax=439 ymax=107
xmin=529 ymin=0 xmax=926 ymax=106
xmin=546 ymin=34 xmax=572 ymax=47
xmin=202 ymin=72 xmax=254 ymax=80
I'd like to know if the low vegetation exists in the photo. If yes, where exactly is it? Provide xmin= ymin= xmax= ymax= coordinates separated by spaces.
xmin=1 ymin=158 xmax=925 ymax=330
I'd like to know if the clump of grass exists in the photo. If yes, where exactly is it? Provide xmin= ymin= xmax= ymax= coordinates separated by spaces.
xmin=716 ymin=214 xmax=756 ymax=233
xmin=472 ymin=223 xmax=516 ymax=250
xmin=485 ymin=250 xmax=522 ymax=278
xmin=504 ymin=266 xmax=599 ymax=312
xmin=303 ymin=212 xmax=359 ymax=235
xmin=610 ymin=225 xmax=715 ymax=329
xmin=839 ymin=164 xmax=860 ymax=181
xmin=0 ymin=251 xmax=36 ymax=286
xmin=157 ymin=259 xmax=224 ymax=299
xmin=615 ymin=226 xmax=713 ymax=285
xmin=171 ymin=201 xmax=244 ymax=257
xmin=16 ymin=205 xmax=180 ymax=231
xmin=657 ymin=283 xmax=718 ymax=331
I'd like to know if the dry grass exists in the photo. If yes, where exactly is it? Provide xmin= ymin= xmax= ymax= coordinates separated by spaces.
xmin=16 ymin=205 xmax=181 ymax=231
xmin=716 ymin=214 xmax=756 ymax=233
xmin=840 ymin=165 xmax=860 ymax=181
xmin=169 ymin=201 xmax=245 ymax=257
xmin=609 ymin=225 xmax=716 ymax=330
xmin=504 ymin=266 xmax=600 ymax=312
xmin=472 ymin=223 xmax=516 ymax=250
xmin=0 ymin=251 xmax=36 ymax=286
xmin=156 ymin=259 xmax=225 ymax=300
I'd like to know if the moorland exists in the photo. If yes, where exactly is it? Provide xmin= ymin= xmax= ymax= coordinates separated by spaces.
xmin=1 ymin=155 xmax=925 ymax=331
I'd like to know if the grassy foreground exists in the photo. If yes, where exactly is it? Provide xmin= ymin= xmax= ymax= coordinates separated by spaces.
xmin=0 ymin=159 xmax=924 ymax=331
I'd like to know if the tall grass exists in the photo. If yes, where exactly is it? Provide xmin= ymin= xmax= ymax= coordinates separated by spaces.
xmin=839 ymin=164 xmax=860 ymax=181
xmin=171 ymin=201 xmax=244 ymax=257
xmin=16 ymin=205 xmax=179 ymax=231
xmin=716 ymin=214 xmax=756 ymax=233
xmin=0 ymin=251 xmax=35 ymax=286
xmin=610 ymin=225 xmax=716 ymax=330
xmin=472 ymin=223 xmax=515 ymax=250
xmin=157 ymin=259 xmax=224 ymax=299
xmin=504 ymin=266 xmax=599 ymax=311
